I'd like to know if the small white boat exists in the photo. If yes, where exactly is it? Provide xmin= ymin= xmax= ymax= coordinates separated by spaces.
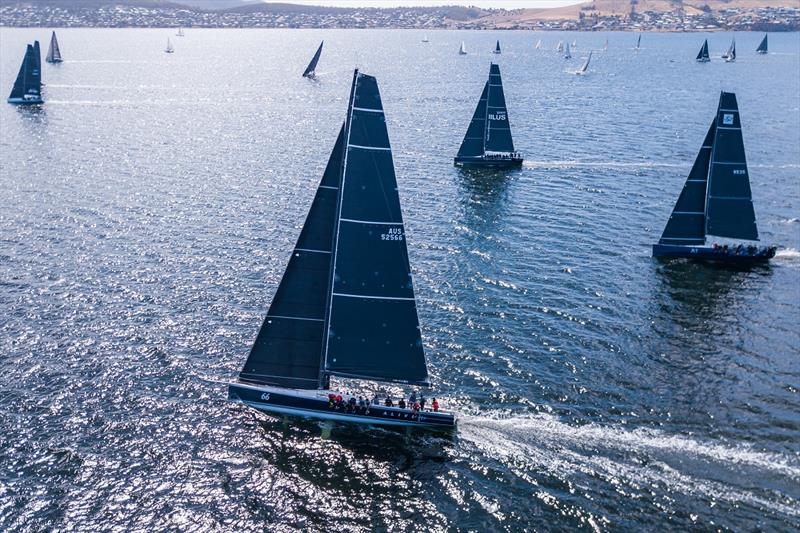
xmin=459 ymin=41 xmax=467 ymax=55
xmin=164 ymin=38 xmax=174 ymax=54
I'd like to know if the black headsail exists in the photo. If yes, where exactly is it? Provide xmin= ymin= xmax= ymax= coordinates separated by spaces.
xmin=485 ymin=63 xmax=514 ymax=153
xmin=658 ymin=120 xmax=715 ymax=246
xmin=46 ymin=31 xmax=62 ymax=63
xmin=456 ymin=79 xmax=488 ymax=158
xmin=756 ymin=34 xmax=768 ymax=54
xmin=323 ymin=70 xmax=429 ymax=387
xmin=705 ymin=91 xmax=759 ymax=241
xmin=8 ymin=42 xmax=42 ymax=104
xmin=238 ymin=124 xmax=345 ymax=389
xmin=303 ymin=41 xmax=324 ymax=78
xmin=696 ymin=39 xmax=709 ymax=61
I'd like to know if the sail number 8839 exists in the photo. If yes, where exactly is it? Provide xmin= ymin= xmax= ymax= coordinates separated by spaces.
xmin=381 ymin=227 xmax=404 ymax=241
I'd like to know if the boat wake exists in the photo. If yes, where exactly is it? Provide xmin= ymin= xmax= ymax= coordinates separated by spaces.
xmin=775 ymin=248 xmax=800 ymax=261
xmin=458 ymin=413 xmax=800 ymax=517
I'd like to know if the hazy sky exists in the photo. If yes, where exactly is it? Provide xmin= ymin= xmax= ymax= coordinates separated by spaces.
xmin=257 ymin=0 xmax=584 ymax=8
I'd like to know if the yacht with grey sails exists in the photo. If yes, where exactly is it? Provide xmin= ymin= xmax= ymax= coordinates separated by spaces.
xmin=653 ymin=92 xmax=776 ymax=263
xmin=227 ymin=69 xmax=456 ymax=430
xmin=454 ymin=63 xmax=522 ymax=168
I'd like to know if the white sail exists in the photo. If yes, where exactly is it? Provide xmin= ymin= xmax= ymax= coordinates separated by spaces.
xmin=165 ymin=38 xmax=174 ymax=53
xmin=459 ymin=41 xmax=467 ymax=55
xmin=422 ymin=34 xmax=429 ymax=43
xmin=535 ymin=39 xmax=542 ymax=49
xmin=603 ymin=38 xmax=608 ymax=51
xmin=564 ymin=42 xmax=572 ymax=59
xmin=556 ymin=41 xmax=563 ymax=52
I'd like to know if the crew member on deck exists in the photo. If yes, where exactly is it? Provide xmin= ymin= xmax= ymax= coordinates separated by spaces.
xmin=432 ymin=398 xmax=439 ymax=412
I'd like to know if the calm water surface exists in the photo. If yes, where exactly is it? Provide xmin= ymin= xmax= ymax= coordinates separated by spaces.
xmin=1 ymin=28 xmax=799 ymax=532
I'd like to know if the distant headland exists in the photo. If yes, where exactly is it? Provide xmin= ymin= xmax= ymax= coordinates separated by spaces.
xmin=1 ymin=0 xmax=798 ymax=31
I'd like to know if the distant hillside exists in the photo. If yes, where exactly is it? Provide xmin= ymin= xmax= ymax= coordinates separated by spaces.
xmin=0 ymin=0 xmax=796 ymax=29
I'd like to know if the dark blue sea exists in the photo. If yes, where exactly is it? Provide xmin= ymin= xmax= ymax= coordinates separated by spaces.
xmin=1 ymin=28 xmax=799 ymax=532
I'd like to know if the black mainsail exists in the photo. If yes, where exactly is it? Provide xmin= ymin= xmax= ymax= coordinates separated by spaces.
xmin=7 ymin=41 xmax=42 ymax=105
xmin=494 ymin=40 xmax=501 ymax=54
xmin=46 ymin=31 xmax=62 ymax=63
xmin=756 ymin=34 xmax=768 ymax=54
xmin=303 ymin=41 xmax=323 ymax=78
xmin=658 ymin=121 xmax=715 ymax=246
xmin=240 ymin=70 xmax=428 ymax=389
xmin=239 ymin=124 xmax=345 ymax=389
xmin=323 ymin=70 xmax=429 ymax=386
xmin=705 ymin=92 xmax=758 ymax=241
xmin=456 ymin=63 xmax=515 ymax=159
xmin=696 ymin=39 xmax=710 ymax=62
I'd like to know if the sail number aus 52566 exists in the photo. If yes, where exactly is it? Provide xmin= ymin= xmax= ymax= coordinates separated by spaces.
xmin=381 ymin=227 xmax=404 ymax=241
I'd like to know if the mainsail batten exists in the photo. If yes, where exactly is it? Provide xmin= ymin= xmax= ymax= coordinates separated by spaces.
xmin=238 ymin=124 xmax=345 ymax=389
xmin=705 ymin=92 xmax=758 ymax=240
xmin=323 ymin=70 xmax=429 ymax=387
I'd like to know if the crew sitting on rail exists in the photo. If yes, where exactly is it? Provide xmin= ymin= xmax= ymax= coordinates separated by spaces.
xmin=432 ymin=398 xmax=439 ymax=412
xmin=384 ymin=396 xmax=393 ymax=407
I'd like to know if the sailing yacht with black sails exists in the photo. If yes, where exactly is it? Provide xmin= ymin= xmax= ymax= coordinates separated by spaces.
xmin=454 ymin=63 xmax=522 ymax=168
xmin=227 ymin=70 xmax=456 ymax=430
xmin=7 ymin=41 xmax=42 ymax=105
xmin=653 ymin=92 xmax=776 ymax=263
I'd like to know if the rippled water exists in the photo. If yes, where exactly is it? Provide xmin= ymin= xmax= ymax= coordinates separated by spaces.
xmin=1 ymin=28 xmax=799 ymax=532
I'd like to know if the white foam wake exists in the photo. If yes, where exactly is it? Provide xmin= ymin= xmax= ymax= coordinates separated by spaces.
xmin=458 ymin=413 xmax=800 ymax=517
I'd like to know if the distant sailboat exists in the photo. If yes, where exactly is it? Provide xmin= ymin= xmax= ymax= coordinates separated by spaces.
xmin=635 ymin=33 xmax=642 ymax=51
xmin=226 ymin=69 xmax=457 ymax=431
xmin=723 ymin=37 xmax=736 ymax=62
xmin=494 ymin=40 xmax=501 ymax=54
xmin=556 ymin=41 xmax=564 ymax=52
xmin=603 ymin=38 xmax=608 ymax=51
xmin=422 ymin=34 xmax=429 ymax=43
xmin=564 ymin=41 xmax=572 ymax=59
xmin=535 ymin=39 xmax=542 ymax=49
xmin=756 ymin=33 xmax=768 ymax=54
xmin=459 ymin=41 xmax=467 ymax=55
xmin=572 ymin=39 xmax=577 ymax=47
xmin=574 ymin=51 xmax=592 ymax=75
xmin=165 ymin=38 xmax=174 ymax=54
xmin=696 ymin=39 xmax=710 ymax=62
xmin=176 ymin=27 xmax=185 ymax=37
xmin=454 ymin=63 xmax=522 ymax=168
xmin=303 ymin=41 xmax=323 ymax=78
xmin=653 ymin=91 xmax=776 ymax=263
xmin=8 ymin=41 xmax=43 ymax=105
xmin=46 ymin=31 xmax=62 ymax=63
